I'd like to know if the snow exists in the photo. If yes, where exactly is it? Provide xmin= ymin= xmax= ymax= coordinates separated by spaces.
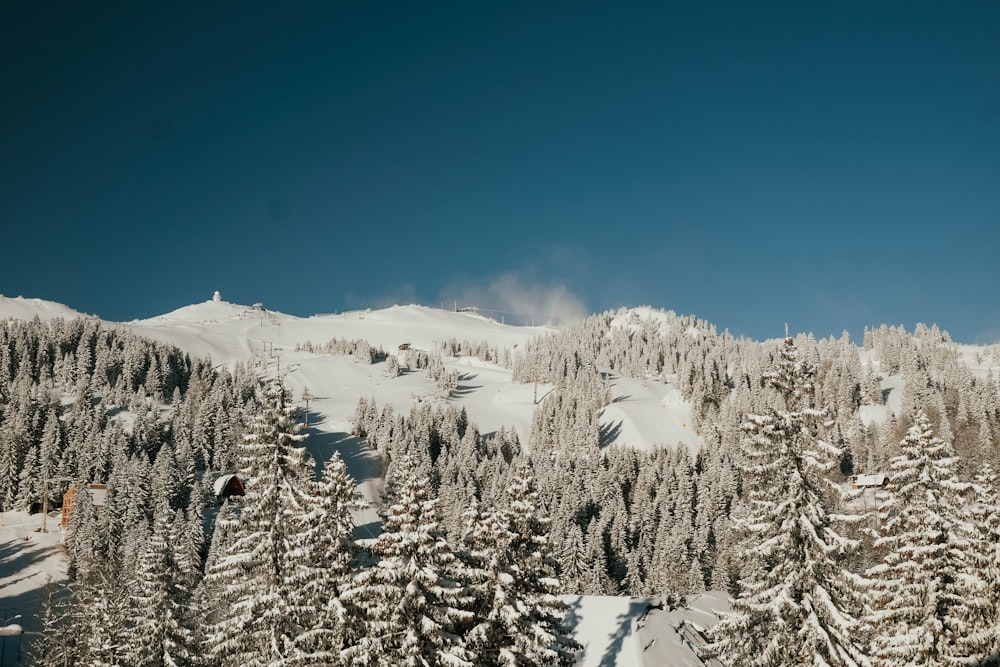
xmin=13 ymin=293 xmax=1000 ymax=666
xmin=0 ymin=510 xmax=69 ymax=653
xmin=111 ymin=299 xmax=703 ymax=454
xmin=609 ymin=307 xmax=672 ymax=337
xmin=859 ymin=372 xmax=905 ymax=425
xmin=955 ymin=342 xmax=1000 ymax=379
xmin=564 ymin=593 xmax=730 ymax=666
xmin=0 ymin=623 xmax=23 ymax=637
xmin=637 ymin=592 xmax=731 ymax=666
xmin=566 ymin=596 xmax=648 ymax=666
xmin=852 ymin=473 xmax=888 ymax=487
xmin=599 ymin=375 xmax=703 ymax=453
xmin=0 ymin=294 xmax=93 ymax=321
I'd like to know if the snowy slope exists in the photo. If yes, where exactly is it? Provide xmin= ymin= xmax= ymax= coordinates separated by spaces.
xmin=128 ymin=301 xmax=551 ymax=442
xmin=600 ymin=375 xmax=702 ymax=453
xmin=130 ymin=301 xmax=543 ymax=365
xmin=565 ymin=592 xmax=730 ymax=666
xmin=0 ymin=294 xmax=93 ymax=321
xmin=118 ymin=299 xmax=702 ymax=455
xmin=0 ymin=296 xmax=732 ymax=666
xmin=0 ymin=510 xmax=69 ymax=646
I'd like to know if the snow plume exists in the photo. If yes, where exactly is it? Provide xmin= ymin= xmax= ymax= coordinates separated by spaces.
xmin=973 ymin=321 xmax=1000 ymax=345
xmin=445 ymin=273 xmax=588 ymax=326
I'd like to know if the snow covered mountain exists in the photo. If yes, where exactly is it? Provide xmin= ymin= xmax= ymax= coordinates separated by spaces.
xmin=0 ymin=294 xmax=722 ymax=666
xmin=8 ymin=294 xmax=997 ymax=665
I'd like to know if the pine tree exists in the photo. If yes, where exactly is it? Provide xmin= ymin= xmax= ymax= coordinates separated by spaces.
xmin=341 ymin=454 xmax=475 ymax=667
xmin=291 ymin=451 xmax=367 ymax=664
xmin=863 ymin=411 xmax=971 ymax=666
xmin=171 ymin=485 xmax=205 ymax=595
xmin=463 ymin=463 xmax=579 ymax=667
xmin=67 ymin=481 xmax=103 ymax=582
xmin=953 ymin=463 xmax=1000 ymax=664
xmin=123 ymin=510 xmax=193 ymax=666
xmin=706 ymin=337 xmax=867 ymax=667
xmin=13 ymin=444 xmax=39 ymax=511
xmin=70 ymin=568 xmax=132 ymax=667
xmin=192 ymin=498 xmax=238 ymax=658
xmin=35 ymin=575 xmax=78 ymax=667
xmin=202 ymin=378 xmax=315 ymax=666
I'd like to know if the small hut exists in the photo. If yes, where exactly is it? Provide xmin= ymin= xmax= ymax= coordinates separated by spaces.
xmin=213 ymin=474 xmax=246 ymax=499
xmin=850 ymin=473 xmax=888 ymax=490
xmin=61 ymin=484 xmax=108 ymax=528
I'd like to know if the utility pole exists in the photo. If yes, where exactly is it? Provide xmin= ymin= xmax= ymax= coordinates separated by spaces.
xmin=40 ymin=476 xmax=72 ymax=533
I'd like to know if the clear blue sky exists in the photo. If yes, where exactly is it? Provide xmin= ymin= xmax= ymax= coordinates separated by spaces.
xmin=2 ymin=2 xmax=998 ymax=342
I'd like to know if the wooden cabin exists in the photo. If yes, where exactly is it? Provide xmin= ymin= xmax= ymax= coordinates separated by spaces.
xmin=213 ymin=474 xmax=246 ymax=499
xmin=61 ymin=484 xmax=108 ymax=528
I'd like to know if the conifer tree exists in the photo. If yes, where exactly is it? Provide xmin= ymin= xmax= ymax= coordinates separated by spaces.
xmin=191 ymin=498 xmax=238 ymax=658
xmin=35 ymin=575 xmax=77 ymax=667
xmin=463 ymin=463 xmax=579 ymax=667
xmin=291 ymin=451 xmax=367 ymax=664
xmin=202 ymin=378 xmax=315 ymax=666
xmin=952 ymin=464 xmax=1000 ymax=664
xmin=13 ymin=444 xmax=39 ymax=511
xmin=706 ymin=337 xmax=866 ymax=667
xmin=67 ymin=481 xmax=103 ymax=582
xmin=341 ymin=453 xmax=475 ymax=667
xmin=124 ymin=510 xmax=193 ymax=666
xmin=863 ymin=411 xmax=971 ymax=666
xmin=64 ymin=567 xmax=132 ymax=667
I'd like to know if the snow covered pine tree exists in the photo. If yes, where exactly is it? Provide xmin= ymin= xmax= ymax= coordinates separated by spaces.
xmin=462 ymin=463 xmax=579 ymax=667
xmin=706 ymin=336 xmax=867 ymax=667
xmin=862 ymin=411 xmax=973 ymax=666
xmin=202 ymin=378 xmax=318 ymax=665
xmin=340 ymin=453 xmax=475 ymax=666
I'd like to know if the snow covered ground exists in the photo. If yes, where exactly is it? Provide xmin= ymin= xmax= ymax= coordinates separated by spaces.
xmin=121 ymin=299 xmax=702 ymax=458
xmin=0 ymin=511 xmax=68 ymax=663
xmin=563 ymin=592 xmax=730 ymax=666
xmin=599 ymin=375 xmax=702 ymax=453
xmin=0 ymin=295 xmax=94 ymax=322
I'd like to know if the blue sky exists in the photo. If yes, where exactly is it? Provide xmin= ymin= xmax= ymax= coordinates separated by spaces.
xmin=2 ymin=2 xmax=998 ymax=342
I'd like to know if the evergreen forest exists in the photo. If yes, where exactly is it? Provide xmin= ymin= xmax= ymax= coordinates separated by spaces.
xmin=2 ymin=308 xmax=999 ymax=666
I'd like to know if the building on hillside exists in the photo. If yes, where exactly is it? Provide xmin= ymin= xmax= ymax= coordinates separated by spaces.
xmin=213 ymin=473 xmax=246 ymax=499
xmin=850 ymin=473 xmax=889 ymax=490
xmin=60 ymin=484 xmax=108 ymax=528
